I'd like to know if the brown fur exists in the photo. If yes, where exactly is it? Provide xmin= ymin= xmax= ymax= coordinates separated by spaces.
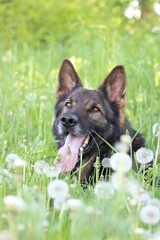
xmin=53 ymin=59 xmax=145 ymax=182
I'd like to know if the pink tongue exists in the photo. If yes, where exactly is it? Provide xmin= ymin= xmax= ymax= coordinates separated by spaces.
xmin=54 ymin=134 xmax=85 ymax=172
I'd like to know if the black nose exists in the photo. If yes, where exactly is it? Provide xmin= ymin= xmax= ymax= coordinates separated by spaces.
xmin=60 ymin=114 xmax=78 ymax=128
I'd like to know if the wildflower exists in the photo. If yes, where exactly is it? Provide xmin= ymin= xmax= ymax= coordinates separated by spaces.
xmin=109 ymin=152 xmax=132 ymax=173
xmin=101 ymin=158 xmax=110 ymax=168
xmin=0 ymin=230 xmax=12 ymax=240
xmin=149 ymin=231 xmax=160 ymax=240
xmin=154 ymin=2 xmax=160 ymax=16
xmin=40 ymin=96 xmax=48 ymax=101
xmin=111 ymin=173 xmax=128 ymax=191
xmin=5 ymin=153 xmax=20 ymax=168
xmin=140 ymin=205 xmax=160 ymax=225
xmin=135 ymin=227 xmax=145 ymax=235
xmin=120 ymin=134 xmax=131 ymax=145
xmin=47 ymin=180 xmax=69 ymax=199
xmin=65 ymin=199 xmax=83 ymax=211
xmin=114 ymin=141 xmax=129 ymax=153
xmin=153 ymin=123 xmax=160 ymax=137
xmin=54 ymin=197 xmax=66 ymax=210
xmin=147 ymin=198 xmax=160 ymax=210
xmin=133 ymin=188 xmax=151 ymax=203
xmin=44 ymin=166 xmax=61 ymax=178
xmin=34 ymin=160 xmax=49 ymax=175
xmin=14 ymin=158 xmax=26 ymax=172
xmin=94 ymin=181 xmax=115 ymax=199
xmin=136 ymin=147 xmax=154 ymax=164
xmin=3 ymin=195 xmax=26 ymax=212
xmin=124 ymin=0 xmax=141 ymax=19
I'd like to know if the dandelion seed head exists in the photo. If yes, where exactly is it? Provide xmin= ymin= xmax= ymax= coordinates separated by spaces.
xmin=34 ymin=160 xmax=49 ymax=175
xmin=3 ymin=195 xmax=26 ymax=213
xmin=44 ymin=166 xmax=61 ymax=178
xmin=140 ymin=205 xmax=160 ymax=225
xmin=114 ymin=141 xmax=129 ymax=153
xmin=94 ymin=181 xmax=115 ymax=199
xmin=101 ymin=158 xmax=110 ymax=168
xmin=6 ymin=154 xmax=20 ymax=168
xmin=110 ymin=153 xmax=132 ymax=173
xmin=65 ymin=199 xmax=83 ymax=211
xmin=120 ymin=134 xmax=132 ymax=145
xmin=153 ymin=123 xmax=160 ymax=137
xmin=47 ymin=180 xmax=69 ymax=199
xmin=136 ymin=147 xmax=154 ymax=164
xmin=154 ymin=2 xmax=160 ymax=16
xmin=147 ymin=198 xmax=160 ymax=210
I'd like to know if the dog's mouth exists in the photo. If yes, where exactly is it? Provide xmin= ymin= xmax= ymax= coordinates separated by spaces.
xmin=54 ymin=133 xmax=93 ymax=173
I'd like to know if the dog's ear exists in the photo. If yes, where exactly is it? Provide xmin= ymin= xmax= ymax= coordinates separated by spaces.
xmin=56 ymin=59 xmax=82 ymax=99
xmin=99 ymin=65 xmax=127 ymax=109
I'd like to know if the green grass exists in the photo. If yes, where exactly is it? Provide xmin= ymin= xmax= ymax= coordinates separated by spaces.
xmin=0 ymin=0 xmax=160 ymax=239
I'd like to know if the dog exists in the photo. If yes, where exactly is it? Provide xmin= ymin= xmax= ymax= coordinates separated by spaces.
xmin=53 ymin=59 xmax=145 ymax=182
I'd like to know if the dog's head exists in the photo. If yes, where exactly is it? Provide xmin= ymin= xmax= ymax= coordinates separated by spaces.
xmin=53 ymin=59 xmax=127 ymax=180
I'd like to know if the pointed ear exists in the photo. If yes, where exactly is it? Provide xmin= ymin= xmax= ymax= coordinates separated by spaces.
xmin=99 ymin=65 xmax=127 ymax=109
xmin=56 ymin=59 xmax=82 ymax=99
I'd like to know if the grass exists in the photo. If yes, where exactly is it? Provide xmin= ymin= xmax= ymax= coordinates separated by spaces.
xmin=0 ymin=1 xmax=160 ymax=239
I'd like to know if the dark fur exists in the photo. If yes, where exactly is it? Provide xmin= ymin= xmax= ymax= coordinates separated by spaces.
xmin=53 ymin=59 xmax=145 ymax=182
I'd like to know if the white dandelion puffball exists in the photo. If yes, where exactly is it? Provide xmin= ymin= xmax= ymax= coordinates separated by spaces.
xmin=110 ymin=152 xmax=132 ymax=173
xmin=148 ymin=198 xmax=160 ymax=210
xmin=120 ymin=134 xmax=131 ymax=145
xmin=44 ymin=166 xmax=61 ymax=178
xmin=13 ymin=158 xmax=26 ymax=174
xmin=34 ymin=160 xmax=49 ymax=175
xmin=54 ymin=197 xmax=66 ymax=210
xmin=136 ymin=147 xmax=154 ymax=164
xmin=65 ymin=199 xmax=83 ymax=211
xmin=6 ymin=154 xmax=21 ymax=168
xmin=94 ymin=181 xmax=115 ymax=199
xmin=153 ymin=123 xmax=160 ymax=137
xmin=3 ymin=195 xmax=26 ymax=212
xmin=132 ymin=188 xmax=150 ymax=203
xmin=101 ymin=158 xmax=110 ymax=168
xmin=140 ymin=205 xmax=160 ymax=225
xmin=47 ymin=180 xmax=69 ymax=199
xmin=114 ymin=141 xmax=129 ymax=153
xmin=149 ymin=231 xmax=160 ymax=240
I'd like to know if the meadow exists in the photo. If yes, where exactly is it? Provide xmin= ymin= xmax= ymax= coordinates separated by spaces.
xmin=0 ymin=0 xmax=160 ymax=239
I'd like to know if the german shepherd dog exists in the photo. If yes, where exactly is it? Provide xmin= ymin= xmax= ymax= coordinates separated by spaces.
xmin=53 ymin=59 xmax=145 ymax=182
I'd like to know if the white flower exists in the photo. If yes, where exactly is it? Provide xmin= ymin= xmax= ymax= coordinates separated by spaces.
xmin=154 ymin=2 xmax=160 ymax=16
xmin=124 ymin=1 xmax=141 ymax=20
xmin=111 ymin=173 xmax=128 ymax=191
xmin=114 ymin=141 xmax=129 ymax=153
xmin=44 ymin=166 xmax=61 ymax=178
xmin=2 ymin=169 xmax=12 ymax=179
xmin=109 ymin=153 xmax=132 ymax=173
xmin=133 ymin=188 xmax=151 ymax=203
xmin=153 ymin=123 xmax=160 ymax=137
xmin=5 ymin=154 xmax=20 ymax=168
xmin=136 ymin=147 xmax=154 ymax=164
xmin=120 ymin=134 xmax=131 ymax=145
xmin=34 ymin=160 xmax=49 ymax=175
xmin=140 ymin=205 xmax=160 ymax=225
xmin=94 ymin=181 xmax=115 ymax=199
xmin=135 ymin=227 xmax=145 ymax=235
xmin=0 ymin=230 xmax=12 ymax=240
xmin=149 ymin=231 xmax=160 ymax=240
xmin=147 ymin=198 xmax=160 ymax=210
xmin=3 ymin=195 xmax=26 ymax=212
xmin=14 ymin=158 xmax=26 ymax=172
xmin=47 ymin=180 xmax=69 ymax=199
xmin=40 ymin=96 xmax=48 ymax=101
xmin=101 ymin=158 xmax=110 ymax=168
xmin=65 ymin=199 xmax=83 ymax=211
xmin=54 ymin=197 xmax=66 ymax=210
xmin=1 ymin=55 xmax=8 ymax=62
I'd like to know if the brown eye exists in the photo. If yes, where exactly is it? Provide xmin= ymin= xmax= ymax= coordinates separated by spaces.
xmin=93 ymin=107 xmax=100 ymax=112
xmin=65 ymin=101 xmax=72 ymax=108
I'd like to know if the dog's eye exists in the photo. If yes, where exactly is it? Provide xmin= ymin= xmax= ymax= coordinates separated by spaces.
xmin=93 ymin=107 xmax=100 ymax=112
xmin=65 ymin=101 xmax=72 ymax=108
